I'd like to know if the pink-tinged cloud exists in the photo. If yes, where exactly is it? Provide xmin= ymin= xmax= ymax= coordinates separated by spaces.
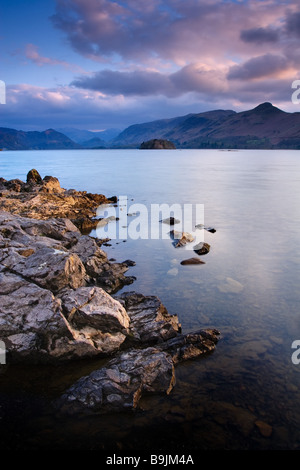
xmin=25 ymin=43 xmax=85 ymax=73
xmin=227 ymin=54 xmax=292 ymax=80
xmin=51 ymin=0 xmax=298 ymax=65
xmin=71 ymin=63 xmax=228 ymax=97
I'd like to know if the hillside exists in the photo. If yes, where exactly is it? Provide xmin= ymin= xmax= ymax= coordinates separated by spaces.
xmin=2 ymin=103 xmax=300 ymax=150
xmin=56 ymin=127 xmax=122 ymax=148
xmin=0 ymin=128 xmax=80 ymax=150
xmin=111 ymin=103 xmax=300 ymax=149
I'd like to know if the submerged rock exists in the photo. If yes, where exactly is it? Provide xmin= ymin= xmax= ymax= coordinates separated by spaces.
xmin=218 ymin=277 xmax=243 ymax=294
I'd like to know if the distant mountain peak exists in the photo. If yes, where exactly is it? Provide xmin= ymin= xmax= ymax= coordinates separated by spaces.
xmin=255 ymin=102 xmax=273 ymax=109
xmin=252 ymin=102 xmax=283 ymax=114
xmin=111 ymin=102 xmax=300 ymax=149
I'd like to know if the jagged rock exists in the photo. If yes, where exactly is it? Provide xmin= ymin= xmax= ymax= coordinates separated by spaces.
xmin=0 ymin=211 xmax=134 ymax=296
xmin=0 ymin=271 xmax=74 ymax=362
xmin=0 ymin=272 xmax=130 ymax=362
xmin=159 ymin=328 xmax=220 ymax=364
xmin=117 ymin=292 xmax=181 ymax=344
xmin=2 ymin=246 xmax=86 ymax=293
xmin=0 ymin=169 xmax=115 ymax=233
xmin=0 ymin=210 xmax=137 ymax=362
xmin=56 ymin=328 xmax=220 ymax=414
xmin=59 ymin=286 xmax=130 ymax=333
xmin=56 ymin=347 xmax=176 ymax=415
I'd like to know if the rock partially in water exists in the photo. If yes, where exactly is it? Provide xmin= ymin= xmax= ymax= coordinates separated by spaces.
xmin=0 ymin=169 xmax=115 ymax=233
xmin=26 ymin=168 xmax=43 ymax=185
xmin=140 ymin=139 xmax=176 ymax=150
xmin=116 ymin=291 xmax=181 ymax=344
xmin=56 ymin=347 xmax=176 ymax=415
xmin=193 ymin=242 xmax=211 ymax=255
xmin=56 ymin=328 xmax=220 ymax=414
xmin=0 ymin=171 xmax=221 ymax=414
xmin=170 ymin=230 xmax=195 ymax=247
xmin=160 ymin=217 xmax=180 ymax=225
xmin=180 ymin=257 xmax=206 ymax=265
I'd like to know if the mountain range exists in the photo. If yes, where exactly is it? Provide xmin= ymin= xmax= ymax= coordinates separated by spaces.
xmin=0 ymin=128 xmax=80 ymax=150
xmin=110 ymin=102 xmax=300 ymax=149
xmin=1 ymin=103 xmax=300 ymax=150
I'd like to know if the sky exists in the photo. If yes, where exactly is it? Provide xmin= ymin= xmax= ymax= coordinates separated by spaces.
xmin=1 ymin=0 xmax=300 ymax=131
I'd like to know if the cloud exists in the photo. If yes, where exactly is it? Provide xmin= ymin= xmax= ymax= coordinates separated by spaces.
xmin=52 ymin=0 xmax=284 ymax=65
xmin=71 ymin=69 xmax=174 ymax=97
xmin=285 ymin=11 xmax=300 ymax=38
xmin=25 ymin=43 xmax=85 ymax=73
xmin=227 ymin=53 xmax=291 ymax=80
xmin=240 ymin=27 xmax=280 ymax=43
xmin=71 ymin=63 xmax=228 ymax=97
xmin=2 ymin=83 xmax=198 ymax=130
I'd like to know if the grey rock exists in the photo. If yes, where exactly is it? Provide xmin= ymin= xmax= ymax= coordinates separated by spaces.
xmin=117 ymin=292 xmax=181 ymax=344
xmin=193 ymin=241 xmax=211 ymax=255
xmin=59 ymin=286 xmax=130 ymax=333
xmin=56 ymin=347 xmax=175 ymax=414
xmin=56 ymin=328 xmax=220 ymax=414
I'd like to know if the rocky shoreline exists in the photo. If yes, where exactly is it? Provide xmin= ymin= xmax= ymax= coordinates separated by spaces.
xmin=0 ymin=170 xmax=220 ymax=414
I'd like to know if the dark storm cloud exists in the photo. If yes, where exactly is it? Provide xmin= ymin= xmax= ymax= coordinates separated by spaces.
xmin=240 ymin=27 xmax=280 ymax=44
xmin=285 ymin=11 xmax=300 ymax=38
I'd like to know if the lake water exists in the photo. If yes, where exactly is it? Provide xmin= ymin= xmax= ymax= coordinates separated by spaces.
xmin=0 ymin=148 xmax=300 ymax=451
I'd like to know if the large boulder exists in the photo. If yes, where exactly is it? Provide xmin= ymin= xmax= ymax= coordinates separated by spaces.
xmin=56 ymin=347 xmax=176 ymax=414
xmin=56 ymin=328 xmax=220 ymax=414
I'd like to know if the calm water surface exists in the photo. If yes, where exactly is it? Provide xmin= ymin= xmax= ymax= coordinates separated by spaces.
xmin=0 ymin=148 xmax=300 ymax=451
